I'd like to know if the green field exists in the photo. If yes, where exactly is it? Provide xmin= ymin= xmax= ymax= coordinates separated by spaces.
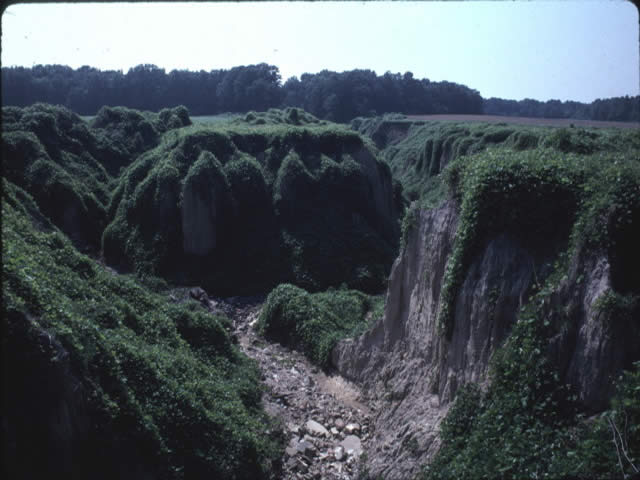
xmin=191 ymin=113 xmax=243 ymax=124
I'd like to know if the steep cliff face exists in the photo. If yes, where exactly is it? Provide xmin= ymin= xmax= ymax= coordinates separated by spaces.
xmin=547 ymin=249 xmax=639 ymax=411
xmin=333 ymin=203 xmax=458 ymax=479
xmin=333 ymin=200 xmax=638 ymax=479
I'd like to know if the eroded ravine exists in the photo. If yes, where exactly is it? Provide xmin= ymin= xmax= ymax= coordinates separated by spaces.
xmin=217 ymin=295 xmax=374 ymax=480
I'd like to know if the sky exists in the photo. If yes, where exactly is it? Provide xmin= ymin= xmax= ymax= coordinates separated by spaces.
xmin=1 ymin=1 xmax=638 ymax=103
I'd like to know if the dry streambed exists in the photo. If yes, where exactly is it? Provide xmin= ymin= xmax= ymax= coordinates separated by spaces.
xmin=212 ymin=294 xmax=374 ymax=480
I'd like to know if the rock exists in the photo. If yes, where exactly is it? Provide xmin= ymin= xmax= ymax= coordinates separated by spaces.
xmin=287 ymin=422 xmax=300 ymax=434
xmin=334 ymin=446 xmax=345 ymax=461
xmin=340 ymin=435 xmax=363 ymax=457
xmin=305 ymin=419 xmax=329 ymax=437
xmin=345 ymin=423 xmax=360 ymax=434
xmin=297 ymin=458 xmax=309 ymax=473
xmin=334 ymin=418 xmax=345 ymax=430
xmin=288 ymin=436 xmax=300 ymax=448
xmin=296 ymin=439 xmax=316 ymax=457
xmin=330 ymin=427 xmax=339 ymax=436
xmin=285 ymin=446 xmax=298 ymax=457
xmin=285 ymin=457 xmax=298 ymax=470
xmin=189 ymin=287 xmax=207 ymax=301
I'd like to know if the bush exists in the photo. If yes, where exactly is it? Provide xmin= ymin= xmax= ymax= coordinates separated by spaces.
xmin=257 ymin=284 xmax=383 ymax=368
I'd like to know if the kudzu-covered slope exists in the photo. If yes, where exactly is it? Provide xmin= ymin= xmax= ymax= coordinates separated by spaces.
xmin=103 ymin=121 xmax=402 ymax=294
xmin=352 ymin=115 xmax=640 ymax=207
xmin=2 ymin=179 xmax=281 ymax=479
xmin=1 ymin=103 xmax=191 ymax=251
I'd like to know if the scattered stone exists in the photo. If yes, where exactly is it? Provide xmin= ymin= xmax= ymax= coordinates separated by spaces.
xmin=296 ymin=439 xmax=317 ymax=457
xmin=189 ymin=287 xmax=207 ymax=301
xmin=286 ymin=457 xmax=298 ymax=470
xmin=226 ymin=296 xmax=372 ymax=479
xmin=306 ymin=419 xmax=329 ymax=437
xmin=287 ymin=422 xmax=300 ymax=434
xmin=340 ymin=435 xmax=363 ymax=457
xmin=296 ymin=458 xmax=309 ymax=473
xmin=286 ymin=446 xmax=298 ymax=457
xmin=345 ymin=423 xmax=360 ymax=434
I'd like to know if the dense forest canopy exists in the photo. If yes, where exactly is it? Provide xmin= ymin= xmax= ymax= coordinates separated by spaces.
xmin=483 ymin=96 xmax=640 ymax=123
xmin=3 ymin=64 xmax=638 ymax=123
xmin=6 ymin=63 xmax=636 ymax=123
xmin=0 ymin=64 xmax=479 ymax=122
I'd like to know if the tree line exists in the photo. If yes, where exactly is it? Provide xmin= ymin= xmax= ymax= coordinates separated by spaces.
xmin=483 ymin=96 xmax=640 ymax=123
xmin=0 ymin=63 xmax=481 ymax=122
xmin=2 ymin=63 xmax=638 ymax=122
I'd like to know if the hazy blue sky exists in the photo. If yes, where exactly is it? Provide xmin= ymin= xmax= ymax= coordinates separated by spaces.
xmin=2 ymin=1 xmax=638 ymax=102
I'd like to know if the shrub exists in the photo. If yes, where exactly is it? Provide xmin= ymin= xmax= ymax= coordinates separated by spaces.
xmin=257 ymin=284 xmax=383 ymax=368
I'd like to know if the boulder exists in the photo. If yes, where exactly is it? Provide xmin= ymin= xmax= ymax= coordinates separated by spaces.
xmin=305 ymin=419 xmax=329 ymax=437
xmin=340 ymin=435 xmax=362 ymax=457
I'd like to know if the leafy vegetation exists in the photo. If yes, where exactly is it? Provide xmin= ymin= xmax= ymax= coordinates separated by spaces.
xmin=2 ymin=104 xmax=115 ymax=250
xmin=1 ymin=103 xmax=193 ymax=253
xmin=438 ymin=138 xmax=639 ymax=337
xmin=257 ymin=283 xmax=384 ymax=368
xmin=2 ymin=179 xmax=282 ymax=479
xmin=484 ymin=95 xmax=640 ymax=123
xmin=103 ymin=117 xmax=400 ymax=294
xmin=90 ymin=104 xmax=192 ymax=172
xmin=3 ymin=97 xmax=637 ymax=480
xmin=353 ymin=117 xmax=640 ymax=209
xmin=234 ymin=107 xmax=326 ymax=126
xmin=1 ymin=64 xmax=483 ymax=122
xmin=5 ymin=64 xmax=639 ymax=123
xmin=415 ymin=123 xmax=640 ymax=479
xmin=422 ymin=267 xmax=640 ymax=479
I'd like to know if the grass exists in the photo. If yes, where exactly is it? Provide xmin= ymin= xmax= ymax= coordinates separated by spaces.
xmin=191 ymin=113 xmax=242 ymax=124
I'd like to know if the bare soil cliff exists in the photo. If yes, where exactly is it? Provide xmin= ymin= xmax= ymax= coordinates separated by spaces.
xmin=333 ymin=202 xmax=638 ymax=479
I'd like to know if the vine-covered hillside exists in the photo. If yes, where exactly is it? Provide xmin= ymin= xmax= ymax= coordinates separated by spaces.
xmin=2 ymin=180 xmax=282 ymax=479
xmin=103 ymin=108 xmax=401 ymax=295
